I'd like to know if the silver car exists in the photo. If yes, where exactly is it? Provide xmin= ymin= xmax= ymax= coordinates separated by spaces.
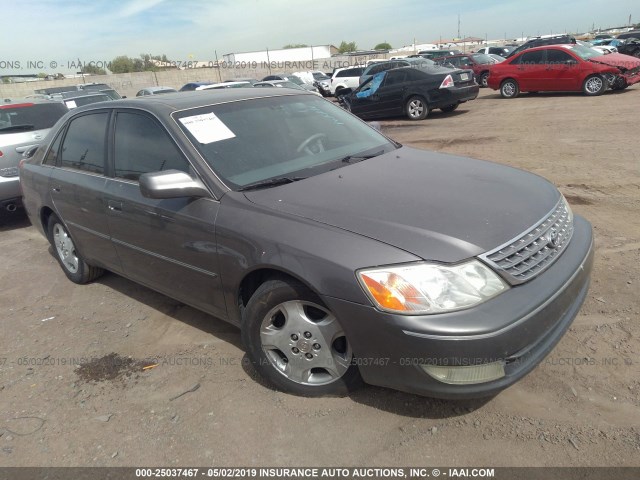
xmin=136 ymin=86 xmax=178 ymax=96
xmin=0 ymin=98 xmax=68 ymax=212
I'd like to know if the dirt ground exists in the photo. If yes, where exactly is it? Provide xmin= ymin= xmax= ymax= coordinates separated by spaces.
xmin=1 ymin=87 xmax=639 ymax=468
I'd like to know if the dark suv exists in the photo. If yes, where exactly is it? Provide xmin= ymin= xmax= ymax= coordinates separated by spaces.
xmin=616 ymin=30 xmax=640 ymax=40
xmin=414 ymin=49 xmax=462 ymax=60
xmin=507 ymin=35 xmax=576 ymax=58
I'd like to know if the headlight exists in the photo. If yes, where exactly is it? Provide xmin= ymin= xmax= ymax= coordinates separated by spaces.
xmin=357 ymin=260 xmax=507 ymax=315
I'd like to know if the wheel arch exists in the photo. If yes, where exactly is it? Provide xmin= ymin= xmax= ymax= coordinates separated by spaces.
xmin=237 ymin=267 xmax=324 ymax=319
xmin=39 ymin=206 xmax=56 ymax=240
xmin=500 ymin=77 xmax=518 ymax=87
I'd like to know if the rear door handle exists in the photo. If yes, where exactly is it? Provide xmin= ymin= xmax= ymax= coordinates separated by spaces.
xmin=51 ymin=186 xmax=61 ymax=193
xmin=16 ymin=144 xmax=39 ymax=153
xmin=107 ymin=200 xmax=123 ymax=212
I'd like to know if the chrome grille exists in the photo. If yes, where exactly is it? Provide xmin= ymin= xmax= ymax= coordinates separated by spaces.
xmin=479 ymin=199 xmax=574 ymax=285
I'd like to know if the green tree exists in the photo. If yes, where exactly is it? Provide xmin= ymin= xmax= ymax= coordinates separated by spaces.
xmin=109 ymin=56 xmax=136 ymax=73
xmin=283 ymin=44 xmax=309 ymax=49
xmin=374 ymin=42 xmax=392 ymax=50
xmin=80 ymin=64 xmax=107 ymax=75
xmin=37 ymin=72 xmax=48 ymax=78
xmin=338 ymin=41 xmax=358 ymax=53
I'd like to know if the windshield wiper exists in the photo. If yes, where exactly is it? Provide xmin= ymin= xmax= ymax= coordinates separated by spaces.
xmin=0 ymin=124 xmax=36 ymax=133
xmin=237 ymin=176 xmax=306 ymax=191
xmin=341 ymin=149 xmax=385 ymax=163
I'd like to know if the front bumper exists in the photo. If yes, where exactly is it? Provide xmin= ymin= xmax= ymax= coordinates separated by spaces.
xmin=429 ymin=84 xmax=479 ymax=108
xmin=322 ymin=215 xmax=593 ymax=399
xmin=622 ymin=70 xmax=640 ymax=86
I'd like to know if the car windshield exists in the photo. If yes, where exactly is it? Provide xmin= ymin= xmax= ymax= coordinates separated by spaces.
xmin=285 ymin=76 xmax=304 ymax=85
xmin=0 ymin=103 xmax=68 ymax=133
xmin=65 ymin=95 xmax=111 ymax=108
xmin=564 ymin=44 xmax=603 ymax=60
xmin=173 ymin=95 xmax=396 ymax=189
xmin=470 ymin=53 xmax=495 ymax=64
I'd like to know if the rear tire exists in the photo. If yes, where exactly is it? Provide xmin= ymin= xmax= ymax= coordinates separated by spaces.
xmin=47 ymin=214 xmax=103 ymax=284
xmin=440 ymin=104 xmax=459 ymax=113
xmin=583 ymin=75 xmax=606 ymax=96
xmin=405 ymin=96 xmax=428 ymax=120
xmin=500 ymin=79 xmax=519 ymax=99
xmin=479 ymin=71 xmax=489 ymax=88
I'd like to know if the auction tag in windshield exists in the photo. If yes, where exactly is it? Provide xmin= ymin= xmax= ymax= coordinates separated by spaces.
xmin=179 ymin=112 xmax=236 ymax=144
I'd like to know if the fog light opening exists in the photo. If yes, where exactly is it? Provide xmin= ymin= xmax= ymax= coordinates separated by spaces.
xmin=421 ymin=361 xmax=506 ymax=385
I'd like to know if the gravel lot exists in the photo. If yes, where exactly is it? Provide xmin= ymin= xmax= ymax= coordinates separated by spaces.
xmin=1 ymin=87 xmax=639 ymax=467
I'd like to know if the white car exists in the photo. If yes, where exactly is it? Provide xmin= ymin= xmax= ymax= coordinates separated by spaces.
xmin=196 ymin=81 xmax=251 ymax=90
xmin=329 ymin=66 xmax=366 ymax=96
xmin=576 ymin=40 xmax=616 ymax=55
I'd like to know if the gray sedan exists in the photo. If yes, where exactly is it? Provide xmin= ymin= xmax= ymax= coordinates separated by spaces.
xmin=19 ymin=90 xmax=593 ymax=398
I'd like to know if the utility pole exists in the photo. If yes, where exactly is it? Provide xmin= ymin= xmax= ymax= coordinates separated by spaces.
xmin=457 ymin=14 xmax=461 ymax=39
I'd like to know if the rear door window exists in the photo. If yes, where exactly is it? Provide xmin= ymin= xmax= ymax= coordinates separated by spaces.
xmin=59 ymin=112 xmax=109 ymax=174
xmin=520 ymin=50 xmax=545 ymax=64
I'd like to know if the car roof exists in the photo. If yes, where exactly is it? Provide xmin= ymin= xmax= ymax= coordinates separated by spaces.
xmin=61 ymin=89 xmax=312 ymax=115
xmin=143 ymin=86 xmax=176 ymax=91
xmin=512 ymin=44 xmax=578 ymax=54
xmin=1 ymin=97 xmax=64 ymax=106
xmin=333 ymin=65 xmax=364 ymax=73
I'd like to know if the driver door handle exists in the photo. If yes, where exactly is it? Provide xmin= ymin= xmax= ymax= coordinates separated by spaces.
xmin=107 ymin=200 xmax=123 ymax=212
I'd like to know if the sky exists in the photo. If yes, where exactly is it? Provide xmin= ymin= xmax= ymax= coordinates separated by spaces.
xmin=0 ymin=0 xmax=637 ymax=74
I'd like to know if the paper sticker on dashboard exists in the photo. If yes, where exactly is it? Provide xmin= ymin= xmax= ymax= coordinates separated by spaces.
xmin=179 ymin=112 xmax=236 ymax=144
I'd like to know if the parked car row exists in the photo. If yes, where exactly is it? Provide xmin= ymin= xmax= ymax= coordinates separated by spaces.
xmin=17 ymin=88 xmax=594 ymax=400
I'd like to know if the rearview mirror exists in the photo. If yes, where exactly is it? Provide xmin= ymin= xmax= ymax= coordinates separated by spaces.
xmin=139 ymin=170 xmax=210 ymax=199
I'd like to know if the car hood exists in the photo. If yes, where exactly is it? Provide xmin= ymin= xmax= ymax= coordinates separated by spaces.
xmin=590 ymin=52 xmax=640 ymax=69
xmin=244 ymin=147 xmax=560 ymax=263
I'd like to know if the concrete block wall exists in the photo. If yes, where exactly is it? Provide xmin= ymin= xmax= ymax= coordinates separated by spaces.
xmin=0 ymin=55 xmax=389 ymax=99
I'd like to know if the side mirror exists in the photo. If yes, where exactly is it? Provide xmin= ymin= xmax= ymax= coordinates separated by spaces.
xmin=139 ymin=170 xmax=210 ymax=199
xmin=336 ymin=88 xmax=352 ymax=97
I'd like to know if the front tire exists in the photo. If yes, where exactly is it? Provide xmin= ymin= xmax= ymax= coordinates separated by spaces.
xmin=405 ymin=96 xmax=428 ymax=120
xmin=440 ymin=104 xmax=459 ymax=113
xmin=611 ymin=76 xmax=628 ymax=91
xmin=47 ymin=214 xmax=103 ymax=284
xmin=583 ymin=75 xmax=606 ymax=96
xmin=500 ymin=79 xmax=519 ymax=99
xmin=241 ymin=278 xmax=362 ymax=396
